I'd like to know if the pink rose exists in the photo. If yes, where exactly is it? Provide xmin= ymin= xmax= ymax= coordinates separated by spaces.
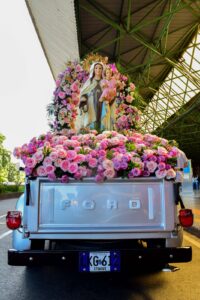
xmin=95 ymin=174 xmax=104 ymax=183
xmin=58 ymin=91 xmax=66 ymax=99
xmin=45 ymin=165 xmax=55 ymax=174
xmin=88 ymin=158 xmax=98 ymax=168
xmin=126 ymin=95 xmax=133 ymax=103
xmin=75 ymin=64 xmax=82 ymax=72
xmin=132 ymin=168 xmax=141 ymax=177
xmin=158 ymin=162 xmax=166 ymax=170
xmin=68 ymin=162 xmax=78 ymax=174
xmin=33 ymin=151 xmax=44 ymax=162
xmin=43 ymin=157 xmax=53 ymax=166
xmin=37 ymin=166 xmax=47 ymax=177
xmin=54 ymin=158 xmax=63 ymax=167
xmin=60 ymin=160 xmax=69 ymax=172
xmin=146 ymin=161 xmax=157 ymax=173
xmin=71 ymin=82 xmax=79 ymax=92
xmin=25 ymin=157 xmax=36 ymax=168
xmin=104 ymin=168 xmax=115 ymax=179
xmin=129 ymin=82 xmax=135 ymax=91
xmin=61 ymin=175 xmax=69 ymax=183
xmin=13 ymin=147 xmax=21 ymax=158
xmin=102 ymin=159 xmax=114 ymax=169
xmin=157 ymin=146 xmax=168 ymax=156
xmin=166 ymin=168 xmax=176 ymax=179
xmin=155 ymin=169 xmax=167 ymax=179
xmin=49 ymin=151 xmax=58 ymax=161
xmin=48 ymin=173 xmax=56 ymax=181
xmin=74 ymin=172 xmax=82 ymax=180
xmin=58 ymin=149 xmax=67 ymax=159
xmin=67 ymin=150 xmax=77 ymax=160
xmin=74 ymin=154 xmax=85 ymax=163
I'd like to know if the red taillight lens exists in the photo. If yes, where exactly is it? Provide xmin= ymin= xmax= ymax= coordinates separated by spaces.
xmin=179 ymin=209 xmax=193 ymax=227
xmin=6 ymin=211 xmax=22 ymax=230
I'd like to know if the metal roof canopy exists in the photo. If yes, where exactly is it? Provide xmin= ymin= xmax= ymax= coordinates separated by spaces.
xmin=26 ymin=0 xmax=200 ymax=163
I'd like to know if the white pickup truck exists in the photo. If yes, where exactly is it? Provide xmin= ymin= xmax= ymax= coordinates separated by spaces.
xmin=6 ymin=177 xmax=193 ymax=272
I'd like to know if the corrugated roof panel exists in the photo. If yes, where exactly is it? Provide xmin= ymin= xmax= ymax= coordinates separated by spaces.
xmin=26 ymin=0 xmax=79 ymax=79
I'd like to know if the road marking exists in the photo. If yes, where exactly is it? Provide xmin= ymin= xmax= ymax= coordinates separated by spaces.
xmin=0 ymin=214 xmax=6 ymax=219
xmin=184 ymin=234 xmax=200 ymax=249
xmin=0 ymin=230 xmax=12 ymax=240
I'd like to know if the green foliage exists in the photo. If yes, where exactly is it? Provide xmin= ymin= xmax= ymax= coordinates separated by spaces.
xmin=7 ymin=163 xmax=25 ymax=186
xmin=125 ymin=142 xmax=136 ymax=152
xmin=0 ymin=133 xmax=11 ymax=183
xmin=0 ymin=132 xmax=25 ymax=185
xmin=0 ymin=184 xmax=25 ymax=194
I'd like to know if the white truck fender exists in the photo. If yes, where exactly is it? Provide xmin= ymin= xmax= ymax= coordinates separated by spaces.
xmin=12 ymin=194 xmax=31 ymax=251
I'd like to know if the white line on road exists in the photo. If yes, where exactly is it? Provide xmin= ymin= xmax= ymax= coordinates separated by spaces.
xmin=0 ymin=214 xmax=6 ymax=219
xmin=0 ymin=230 xmax=12 ymax=240
xmin=184 ymin=234 xmax=200 ymax=249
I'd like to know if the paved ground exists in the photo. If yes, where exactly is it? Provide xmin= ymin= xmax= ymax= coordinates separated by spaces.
xmin=181 ymin=181 xmax=200 ymax=237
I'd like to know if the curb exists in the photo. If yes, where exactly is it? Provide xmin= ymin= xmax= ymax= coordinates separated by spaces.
xmin=0 ymin=192 xmax=23 ymax=201
xmin=184 ymin=226 xmax=200 ymax=239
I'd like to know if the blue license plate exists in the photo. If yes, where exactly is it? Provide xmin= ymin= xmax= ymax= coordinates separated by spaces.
xmin=79 ymin=251 xmax=120 ymax=272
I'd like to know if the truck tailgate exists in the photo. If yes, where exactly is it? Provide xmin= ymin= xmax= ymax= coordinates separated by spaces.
xmin=26 ymin=178 xmax=175 ymax=235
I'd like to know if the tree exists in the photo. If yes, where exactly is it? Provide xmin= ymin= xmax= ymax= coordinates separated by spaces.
xmin=7 ymin=162 xmax=25 ymax=186
xmin=0 ymin=133 xmax=11 ymax=183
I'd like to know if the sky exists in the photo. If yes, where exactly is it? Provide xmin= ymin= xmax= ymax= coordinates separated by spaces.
xmin=0 ymin=0 xmax=55 ymax=162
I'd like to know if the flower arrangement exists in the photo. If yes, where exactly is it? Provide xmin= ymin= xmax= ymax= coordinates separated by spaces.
xmin=14 ymin=130 xmax=179 ymax=182
xmin=47 ymin=61 xmax=89 ymax=133
xmin=48 ymin=54 xmax=142 ymax=133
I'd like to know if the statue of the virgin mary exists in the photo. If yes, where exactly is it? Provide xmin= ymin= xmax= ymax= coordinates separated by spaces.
xmin=76 ymin=62 xmax=107 ymax=131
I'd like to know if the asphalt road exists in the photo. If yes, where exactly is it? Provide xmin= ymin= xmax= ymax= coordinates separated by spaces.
xmin=0 ymin=198 xmax=200 ymax=300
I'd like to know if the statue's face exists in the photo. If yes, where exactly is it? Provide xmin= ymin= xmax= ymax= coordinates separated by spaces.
xmin=94 ymin=64 xmax=103 ymax=77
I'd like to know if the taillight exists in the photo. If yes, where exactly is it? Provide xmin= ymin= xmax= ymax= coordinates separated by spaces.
xmin=179 ymin=209 xmax=193 ymax=227
xmin=6 ymin=211 xmax=22 ymax=230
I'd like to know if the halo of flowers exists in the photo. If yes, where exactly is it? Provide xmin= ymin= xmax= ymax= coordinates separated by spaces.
xmin=47 ymin=60 xmax=89 ymax=133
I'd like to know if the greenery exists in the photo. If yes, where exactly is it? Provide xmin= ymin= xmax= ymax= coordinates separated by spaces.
xmin=0 ymin=133 xmax=25 ymax=189
xmin=0 ymin=184 xmax=24 ymax=194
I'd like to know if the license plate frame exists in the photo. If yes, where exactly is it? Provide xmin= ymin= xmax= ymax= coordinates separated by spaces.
xmin=79 ymin=250 xmax=120 ymax=272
